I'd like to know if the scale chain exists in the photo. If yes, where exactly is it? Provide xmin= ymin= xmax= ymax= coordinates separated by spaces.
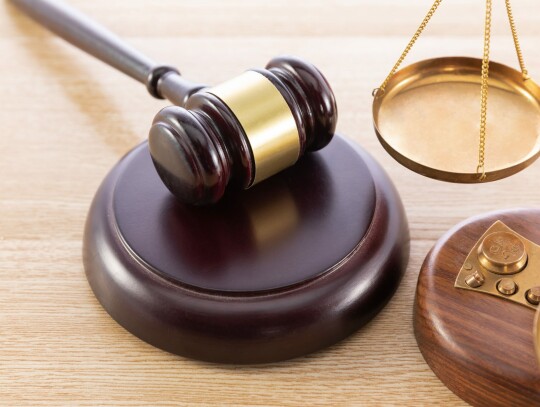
xmin=373 ymin=0 xmax=444 ymax=97
xmin=505 ymin=0 xmax=530 ymax=80
xmin=477 ymin=0 xmax=493 ymax=181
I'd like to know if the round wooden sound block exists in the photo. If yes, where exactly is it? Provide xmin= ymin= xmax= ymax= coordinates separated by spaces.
xmin=83 ymin=135 xmax=409 ymax=364
xmin=414 ymin=208 xmax=540 ymax=406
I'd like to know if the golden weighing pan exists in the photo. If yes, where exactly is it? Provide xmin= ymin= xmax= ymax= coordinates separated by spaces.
xmin=373 ymin=56 xmax=540 ymax=183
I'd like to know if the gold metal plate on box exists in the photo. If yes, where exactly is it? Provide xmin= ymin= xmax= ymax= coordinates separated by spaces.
xmin=455 ymin=220 xmax=540 ymax=310
xmin=373 ymin=57 xmax=540 ymax=183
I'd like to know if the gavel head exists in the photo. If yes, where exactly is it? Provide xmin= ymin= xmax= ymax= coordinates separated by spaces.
xmin=148 ymin=56 xmax=338 ymax=205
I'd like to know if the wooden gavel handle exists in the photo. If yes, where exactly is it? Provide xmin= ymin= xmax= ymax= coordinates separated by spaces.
xmin=10 ymin=0 xmax=203 ymax=105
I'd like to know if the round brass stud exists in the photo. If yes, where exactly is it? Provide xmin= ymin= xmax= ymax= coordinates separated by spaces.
xmin=497 ymin=278 xmax=518 ymax=296
xmin=478 ymin=231 xmax=527 ymax=274
xmin=526 ymin=287 xmax=540 ymax=305
xmin=465 ymin=270 xmax=485 ymax=288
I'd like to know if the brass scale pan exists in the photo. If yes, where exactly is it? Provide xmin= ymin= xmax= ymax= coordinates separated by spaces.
xmin=372 ymin=0 xmax=540 ymax=183
xmin=373 ymin=57 xmax=540 ymax=183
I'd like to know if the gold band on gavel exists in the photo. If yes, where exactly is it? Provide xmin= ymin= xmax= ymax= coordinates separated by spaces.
xmin=206 ymin=71 xmax=300 ymax=186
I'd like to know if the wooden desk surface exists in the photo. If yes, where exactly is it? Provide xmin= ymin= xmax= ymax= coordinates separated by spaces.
xmin=1 ymin=0 xmax=539 ymax=405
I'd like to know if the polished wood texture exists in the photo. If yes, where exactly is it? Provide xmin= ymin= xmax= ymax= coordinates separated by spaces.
xmin=1 ymin=0 xmax=540 ymax=404
xmin=414 ymin=209 xmax=540 ymax=406
xmin=84 ymin=136 xmax=407 ymax=363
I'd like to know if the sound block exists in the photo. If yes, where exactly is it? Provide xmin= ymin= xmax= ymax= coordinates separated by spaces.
xmin=414 ymin=208 xmax=540 ymax=406
xmin=83 ymin=135 xmax=409 ymax=364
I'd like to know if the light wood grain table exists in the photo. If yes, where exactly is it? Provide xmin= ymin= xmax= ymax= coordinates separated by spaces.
xmin=1 ymin=1 xmax=539 ymax=405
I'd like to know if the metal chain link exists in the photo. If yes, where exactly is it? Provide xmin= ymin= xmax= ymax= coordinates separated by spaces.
xmin=478 ymin=0 xmax=529 ymax=180
xmin=477 ymin=0 xmax=493 ymax=181
xmin=505 ymin=0 xmax=530 ymax=80
xmin=372 ymin=0 xmax=444 ymax=97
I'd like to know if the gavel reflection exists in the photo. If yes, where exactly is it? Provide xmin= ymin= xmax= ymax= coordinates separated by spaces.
xmin=159 ymin=153 xmax=333 ymax=273
xmin=11 ymin=0 xmax=338 ymax=205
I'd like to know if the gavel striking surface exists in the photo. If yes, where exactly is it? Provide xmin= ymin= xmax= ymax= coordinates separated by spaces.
xmin=83 ymin=135 xmax=409 ymax=364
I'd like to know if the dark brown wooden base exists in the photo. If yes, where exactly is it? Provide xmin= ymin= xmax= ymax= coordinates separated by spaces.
xmin=83 ymin=135 xmax=409 ymax=364
xmin=414 ymin=208 xmax=540 ymax=406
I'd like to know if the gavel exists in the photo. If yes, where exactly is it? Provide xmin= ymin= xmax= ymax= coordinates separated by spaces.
xmin=11 ymin=0 xmax=338 ymax=205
